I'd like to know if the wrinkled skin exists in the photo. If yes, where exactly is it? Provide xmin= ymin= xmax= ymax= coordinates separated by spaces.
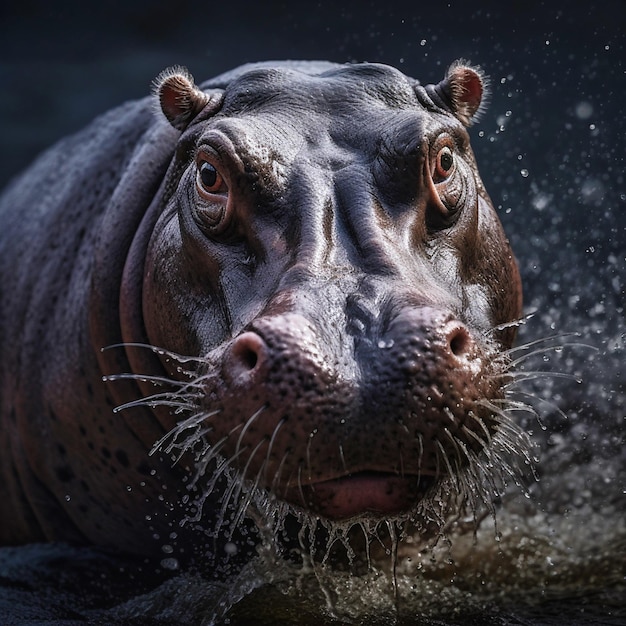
xmin=0 ymin=61 xmax=522 ymax=560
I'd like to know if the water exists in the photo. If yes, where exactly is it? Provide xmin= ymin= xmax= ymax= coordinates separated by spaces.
xmin=1 ymin=493 xmax=623 ymax=625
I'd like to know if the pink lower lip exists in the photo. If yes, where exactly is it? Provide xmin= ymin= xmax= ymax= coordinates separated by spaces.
xmin=290 ymin=472 xmax=433 ymax=521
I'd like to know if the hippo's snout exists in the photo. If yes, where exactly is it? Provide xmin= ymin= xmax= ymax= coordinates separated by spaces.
xmin=212 ymin=305 xmax=503 ymax=521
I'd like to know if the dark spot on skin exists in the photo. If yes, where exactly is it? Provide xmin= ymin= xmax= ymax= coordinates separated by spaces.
xmin=115 ymin=449 xmax=130 ymax=468
xmin=57 ymin=443 xmax=67 ymax=457
xmin=101 ymin=447 xmax=111 ymax=459
xmin=55 ymin=465 xmax=75 ymax=483
xmin=80 ymin=480 xmax=90 ymax=492
xmin=137 ymin=462 xmax=153 ymax=476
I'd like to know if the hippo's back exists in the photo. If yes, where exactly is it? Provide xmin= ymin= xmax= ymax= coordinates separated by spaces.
xmin=0 ymin=95 xmax=170 ymax=545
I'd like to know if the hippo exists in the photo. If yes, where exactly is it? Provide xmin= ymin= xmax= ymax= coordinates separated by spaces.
xmin=0 ymin=60 xmax=524 ymax=565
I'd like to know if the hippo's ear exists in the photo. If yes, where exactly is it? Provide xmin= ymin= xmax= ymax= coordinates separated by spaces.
xmin=154 ymin=66 xmax=221 ymax=130
xmin=433 ymin=61 xmax=489 ymax=126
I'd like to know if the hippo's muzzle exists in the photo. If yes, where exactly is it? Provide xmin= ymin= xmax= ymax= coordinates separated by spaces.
xmin=210 ymin=301 xmax=502 ymax=521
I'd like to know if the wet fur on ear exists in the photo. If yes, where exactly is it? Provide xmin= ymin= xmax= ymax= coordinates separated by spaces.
xmin=153 ymin=66 xmax=220 ymax=130
xmin=439 ymin=60 xmax=490 ymax=126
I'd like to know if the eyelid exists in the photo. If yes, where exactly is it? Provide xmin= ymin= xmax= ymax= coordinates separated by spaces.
xmin=195 ymin=145 xmax=222 ymax=167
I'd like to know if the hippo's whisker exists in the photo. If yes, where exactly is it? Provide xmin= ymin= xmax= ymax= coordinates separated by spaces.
xmin=338 ymin=443 xmax=348 ymax=474
xmin=271 ymin=450 xmax=289 ymax=492
xmin=103 ymin=372 xmax=194 ymax=388
xmin=497 ymin=329 xmax=574 ymax=354
xmin=235 ymin=406 xmax=267 ymax=458
xmin=501 ymin=370 xmax=581 ymax=388
xmin=460 ymin=423 xmax=488 ymax=450
xmin=112 ymin=394 xmax=195 ymax=414
xmin=192 ymin=460 xmax=234 ymax=524
xmin=477 ymin=402 xmax=532 ymax=460
xmin=485 ymin=311 xmax=535 ymax=334
xmin=443 ymin=427 xmax=467 ymax=468
xmin=297 ymin=465 xmax=306 ymax=510
xmin=189 ymin=438 xmax=230 ymax=491
xmin=398 ymin=446 xmax=405 ymax=478
xmin=506 ymin=337 xmax=595 ymax=370
xmin=466 ymin=411 xmax=493 ymax=445
xmin=505 ymin=388 xmax=569 ymax=424
xmin=216 ymin=460 xmax=249 ymax=535
xmin=263 ymin=418 xmax=286 ymax=482
xmin=150 ymin=409 xmax=220 ymax=456
xmin=485 ymin=397 xmax=537 ymax=414
xmin=229 ymin=443 xmax=267 ymax=537
xmin=414 ymin=433 xmax=424 ymax=487
xmin=433 ymin=439 xmax=442 ymax=480
xmin=436 ymin=439 xmax=458 ymax=488
xmin=305 ymin=429 xmax=314 ymax=483
xmin=103 ymin=342 xmax=207 ymax=367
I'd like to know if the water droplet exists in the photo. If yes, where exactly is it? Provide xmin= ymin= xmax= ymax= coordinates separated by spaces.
xmin=420 ymin=39 xmax=426 ymax=46
xmin=160 ymin=557 xmax=179 ymax=571
xmin=520 ymin=168 xmax=529 ymax=178
xmin=161 ymin=544 xmax=173 ymax=554
xmin=575 ymin=101 xmax=593 ymax=120
xmin=224 ymin=542 xmax=238 ymax=556
xmin=377 ymin=338 xmax=395 ymax=349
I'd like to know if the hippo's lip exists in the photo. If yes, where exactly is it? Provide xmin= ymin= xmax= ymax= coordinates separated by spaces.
xmin=283 ymin=471 xmax=436 ymax=521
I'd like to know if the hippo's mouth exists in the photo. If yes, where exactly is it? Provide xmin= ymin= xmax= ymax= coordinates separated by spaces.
xmin=282 ymin=471 xmax=437 ymax=521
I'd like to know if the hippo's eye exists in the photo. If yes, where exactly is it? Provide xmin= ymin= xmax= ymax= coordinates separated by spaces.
xmin=193 ymin=156 xmax=230 ymax=233
xmin=197 ymin=161 xmax=227 ymax=195
xmin=434 ymin=146 xmax=455 ymax=180
xmin=427 ymin=138 xmax=470 ymax=231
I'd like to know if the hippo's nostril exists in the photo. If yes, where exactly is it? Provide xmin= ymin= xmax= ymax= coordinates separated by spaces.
xmin=229 ymin=331 xmax=266 ymax=374
xmin=238 ymin=346 xmax=258 ymax=370
xmin=447 ymin=324 xmax=471 ymax=357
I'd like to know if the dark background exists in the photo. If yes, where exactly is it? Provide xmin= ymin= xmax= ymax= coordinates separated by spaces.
xmin=0 ymin=0 xmax=624 ymax=428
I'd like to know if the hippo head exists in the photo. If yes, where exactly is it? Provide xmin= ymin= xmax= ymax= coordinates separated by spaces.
xmin=130 ymin=61 xmax=523 ymax=534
